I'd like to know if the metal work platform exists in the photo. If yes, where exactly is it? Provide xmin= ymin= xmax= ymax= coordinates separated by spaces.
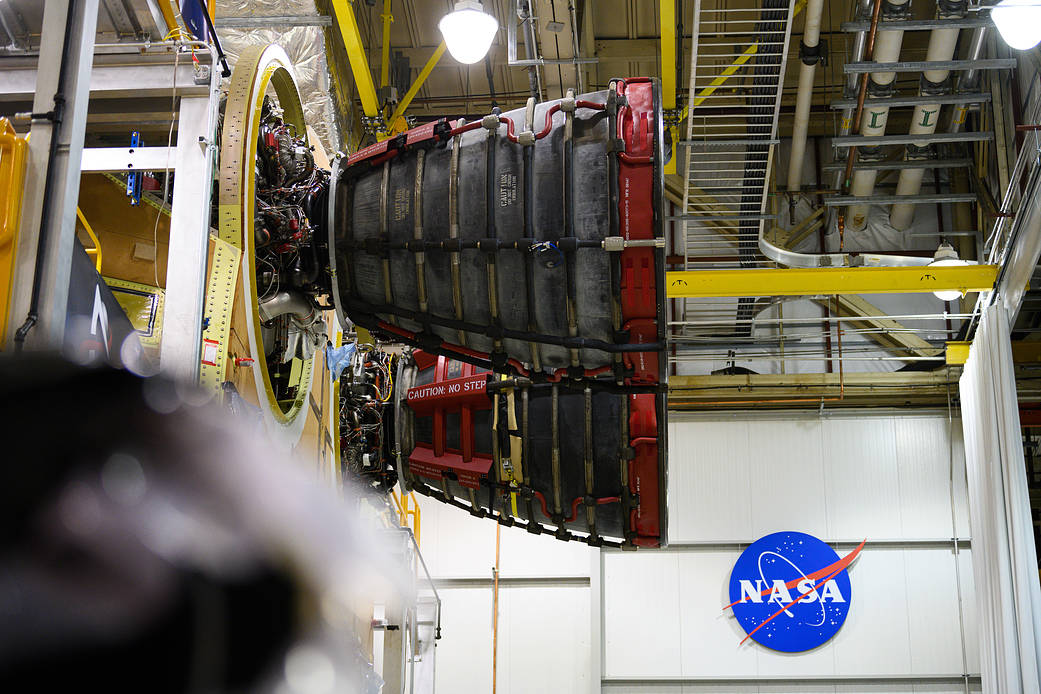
xmin=678 ymin=0 xmax=796 ymax=341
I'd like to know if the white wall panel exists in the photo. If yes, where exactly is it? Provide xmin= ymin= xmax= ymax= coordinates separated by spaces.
xmin=433 ymin=587 xmax=493 ymax=694
xmin=675 ymin=551 xmax=760 ymax=677
xmin=748 ymin=418 xmax=829 ymax=540
xmin=602 ymin=682 xmax=979 ymax=693
xmin=605 ymin=546 xmax=972 ymax=680
xmin=419 ymin=496 xmax=497 ymax=578
xmin=434 ymin=584 xmax=590 ymax=694
xmin=419 ymin=411 xmax=974 ymax=693
xmin=822 ymin=417 xmax=903 ymax=539
xmin=669 ymin=419 xmax=754 ymax=542
xmin=498 ymin=521 xmax=594 ymax=578
xmin=904 ymin=549 xmax=967 ymax=675
xmin=496 ymin=585 xmax=590 ymax=694
xmin=958 ymin=547 xmax=980 ymax=673
xmin=603 ymin=552 xmax=683 ymax=677
xmin=416 ymin=495 xmax=593 ymax=579
xmin=667 ymin=413 xmax=968 ymax=543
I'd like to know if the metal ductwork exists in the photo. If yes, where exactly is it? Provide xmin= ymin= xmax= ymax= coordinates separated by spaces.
xmin=848 ymin=0 xmax=911 ymax=231
xmin=258 ymin=289 xmax=317 ymax=324
xmin=889 ymin=1 xmax=967 ymax=230
xmin=786 ymin=0 xmax=825 ymax=193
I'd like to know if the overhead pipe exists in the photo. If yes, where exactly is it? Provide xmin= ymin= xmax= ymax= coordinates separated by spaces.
xmin=949 ymin=25 xmax=987 ymax=134
xmin=890 ymin=1 xmax=967 ymax=231
xmin=847 ymin=0 xmax=911 ymax=231
xmin=787 ymin=0 xmax=826 ymax=195
xmin=828 ymin=0 xmax=873 ymax=232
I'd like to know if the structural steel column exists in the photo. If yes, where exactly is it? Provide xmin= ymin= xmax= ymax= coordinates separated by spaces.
xmin=159 ymin=94 xmax=219 ymax=381
xmin=7 ymin=0 xmax=99 ymax=350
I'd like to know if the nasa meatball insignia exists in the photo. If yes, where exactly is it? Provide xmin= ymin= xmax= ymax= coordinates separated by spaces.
xmin=725 ymin=532 xmax=865 ymax=652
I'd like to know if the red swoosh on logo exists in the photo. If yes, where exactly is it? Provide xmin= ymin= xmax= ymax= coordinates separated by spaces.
xmin=723 ymin=538 xmax=866 ymax=612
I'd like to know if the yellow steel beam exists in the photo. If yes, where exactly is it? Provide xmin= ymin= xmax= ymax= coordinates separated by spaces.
xmin=388 ymin=41 xmax=447 ymax=126
xmin=379 ymin=0 xmax=393 ymax=88
xmin=946 ymin=341 xmax=970 ymax=365
xmin=329 ymin=0 xmax=381 ymax=118
xmin=157 ymin=1 xmax=178 ymax=34
xmin=947 ymin=340 xmax=1041 ymax=366
xmin=666 ymin=265 xmax=998 ymax=298
xmin=661 ymin=0 xmax=677 ymax=175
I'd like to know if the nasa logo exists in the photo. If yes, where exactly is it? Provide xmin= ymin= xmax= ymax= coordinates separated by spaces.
xmin=725 ymin=532 xmax=865 ymax=652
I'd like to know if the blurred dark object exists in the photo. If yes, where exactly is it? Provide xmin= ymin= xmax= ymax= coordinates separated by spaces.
xmin=0 ymin=358 xmax=389 ymax=692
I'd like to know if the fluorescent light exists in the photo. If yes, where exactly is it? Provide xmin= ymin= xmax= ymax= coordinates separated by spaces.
xmin=929 ymin=243 xmax=968 ymax=302
xmin=992 ymin=0 xmax=1041 ymax=51
xmin=439 ymin=0 xmax=498 ymax=65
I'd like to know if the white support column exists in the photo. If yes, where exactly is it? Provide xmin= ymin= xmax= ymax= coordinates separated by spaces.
xmin=7 ymin=0 xmax=99 ymax=351
xmin=589 ymin=548 xmax=603 ymax=694
xmin=158 ymin=92 xmax=219 ymax=382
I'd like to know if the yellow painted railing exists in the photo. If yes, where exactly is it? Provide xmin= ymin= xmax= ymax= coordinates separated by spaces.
xmin=0 ymin=118 xmax=28 ymax=351
xmin=391 ymin=489 xmax=422 ymax=547
xmin=76 ymin=208 xmax=103 ymax=273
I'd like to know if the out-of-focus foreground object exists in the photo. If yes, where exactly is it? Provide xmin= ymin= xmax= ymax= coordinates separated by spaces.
xmin=0 ymin=357 xmax=419 ymax=693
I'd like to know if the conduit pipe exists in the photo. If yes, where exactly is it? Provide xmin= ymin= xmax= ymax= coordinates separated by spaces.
xmin=787 ymin=0 xmax=826 ymax=193
xmin=890 ymin=2 xmax=966 ymax=230
xmin=848 ymin=0 xmax=911 ymax=231
xmin=950 ymin=26 xmax=987 ymax=134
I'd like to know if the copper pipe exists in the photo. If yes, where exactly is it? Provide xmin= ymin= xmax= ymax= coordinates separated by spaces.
xmin=841 ymin=0 xmax=885 ymax=194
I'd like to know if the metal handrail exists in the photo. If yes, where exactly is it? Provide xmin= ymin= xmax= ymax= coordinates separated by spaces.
xmin=76 ymin=208 xmax=102 ymax=273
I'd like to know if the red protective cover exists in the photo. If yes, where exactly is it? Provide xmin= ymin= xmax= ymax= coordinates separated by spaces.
xmin=617 ymin=79 xmax=661 ymax=385
xmin=406 ymin=355 xmax=492 ymax=489
xmin=627 ymin=392 xmax=661 ymax=547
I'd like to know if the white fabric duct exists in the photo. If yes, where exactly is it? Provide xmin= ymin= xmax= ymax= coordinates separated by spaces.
xmin=786 ymin=0 xmax=825 ymax=192
xmin=961 ymin=303 xmax=1041 ymax=694
xmin=848 ymin=6 xmax=908 ymax=230
xmin=890 ymin=25 xmax=961 ymax=230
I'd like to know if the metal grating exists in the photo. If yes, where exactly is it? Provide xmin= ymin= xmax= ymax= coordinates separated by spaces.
xmin=678 ymin=0 xmax=797 ymax=335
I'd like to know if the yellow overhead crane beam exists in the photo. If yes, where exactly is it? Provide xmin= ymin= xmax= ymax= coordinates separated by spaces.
xmin=329 ymin=0 xmax=445 ymax=139
xmin=329 ymin=0 xmax=381 ymax=118
xmin=665 ymin=265 xmax=999 ymax=298
xmin=379 ymin=0 xmax=393 ymax=89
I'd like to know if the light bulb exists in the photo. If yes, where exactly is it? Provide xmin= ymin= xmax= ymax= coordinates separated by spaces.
xmin=929 ymin=243 xmax=968 ymax=302
xmin=992 ymin=0 xmax=1041 ymax=51
xmin=439 ymin=1 xmax=499 ymax=65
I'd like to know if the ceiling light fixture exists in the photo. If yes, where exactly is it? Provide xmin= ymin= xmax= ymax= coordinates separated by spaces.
xmin=439 ymin=0 xmax=499 ymax=65
xmin=991 ymin=0 xmax=1041 ymax=51
xmin=929 ymin=242 xmax=969 ymax=302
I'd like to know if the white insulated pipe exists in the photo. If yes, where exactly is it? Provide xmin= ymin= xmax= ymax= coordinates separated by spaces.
xmin=848 ymin=5 xmax=908 ymax=231
xmin=890 ymin=25 xmax=961 ymax=230
xmin=787 ymin=0 xmax=826 ymax=193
